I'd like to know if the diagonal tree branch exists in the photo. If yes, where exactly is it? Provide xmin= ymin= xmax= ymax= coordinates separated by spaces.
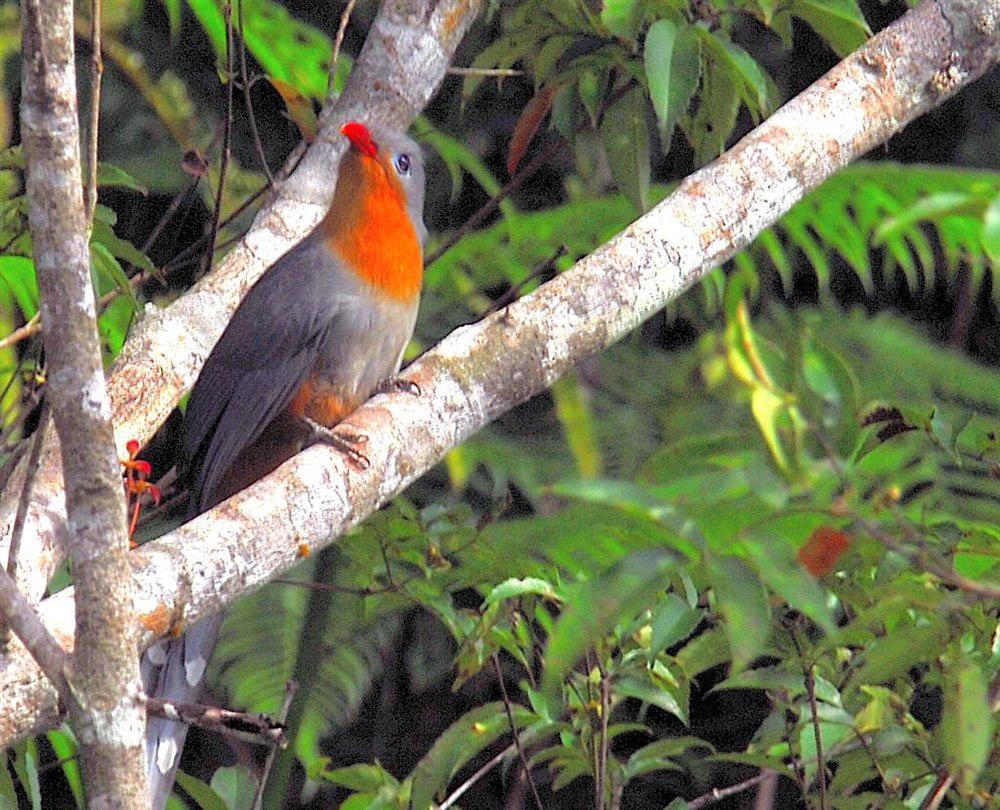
xmin=19 ymin=0 xmax=147 ymax=803
xmin=0 ymin=0 xmax=485 ymax=612
xmin=1 ymin=0 xmax=996 ymax=747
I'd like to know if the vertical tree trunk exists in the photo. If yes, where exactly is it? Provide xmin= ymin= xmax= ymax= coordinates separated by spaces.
xmin=20 ymin=0 xmax=148 ymax=805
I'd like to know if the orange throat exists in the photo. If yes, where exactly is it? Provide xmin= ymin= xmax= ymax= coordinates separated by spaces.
xmin=322 ymin=154 xmax=423 ymax=301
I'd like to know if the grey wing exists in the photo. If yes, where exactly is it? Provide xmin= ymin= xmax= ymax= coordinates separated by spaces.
xmin=181 ymin=236 xmax=350 ymax=513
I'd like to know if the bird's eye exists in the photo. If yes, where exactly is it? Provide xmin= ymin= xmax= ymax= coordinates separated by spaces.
xmin=394 ymin=153 xmax=411 ymax=175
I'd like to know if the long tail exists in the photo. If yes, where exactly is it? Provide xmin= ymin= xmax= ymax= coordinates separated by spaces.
xmin=142 ymin=614 xmax=223 ymax=809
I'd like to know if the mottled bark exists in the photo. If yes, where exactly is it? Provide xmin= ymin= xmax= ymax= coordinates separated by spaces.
xmin=1 ymin=0 xmax=998 ymax=745
xmin=18 ymin=0 xmax=147 ymax=806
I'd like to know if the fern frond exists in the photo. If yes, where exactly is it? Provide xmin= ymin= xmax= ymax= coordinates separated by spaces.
xmin=424 ymin=163 xmax=999 ymax=324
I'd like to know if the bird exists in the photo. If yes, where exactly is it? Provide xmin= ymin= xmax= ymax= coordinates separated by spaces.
xmin=141 ymin=120 xmax=428 ymax=808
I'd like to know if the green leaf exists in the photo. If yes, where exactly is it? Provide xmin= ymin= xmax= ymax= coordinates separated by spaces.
xmin=874 ymin=191 xmax=977 ymax=244
xmin=853 ymin=624 xmax=946 ymax=685
xmin=687 ymin=55 xmax=739 ymax=163
xmin=675 ymin=626 xmax=731 ymax=677
xmin=89 ymin=241 xmax=133 ymax=301
xmin=99 ymin=294 xmax=135 ymax=356
xmin=649 ymin=593 xmax=703 ymax=654
xmin=617 ymin=673 xmax=689 ymax=725
xmin=941 ymin=661 xmax=992 ymax=795
xmin=162 ymin=0 xmax=182 ymax=36
xmin=91 ymin=219 xmax=156 ymax=275
xmin=409 ymin=702 xmax=535 ymax=809
xmin=788 ymin=0 xmax=871 ymax=58
xmin=0 ymin=757 xmax=16 ymax=810
xmin=187 ymin=0 xmax=334 ymax=99
xmin=174 ymin=770 xmax=228 ymax=810
xmin=706 ymin=555 xmax=771 ymax=671
xmin=551 ymin=372 xmax=603 ymax=477
xmin=209 ymin=766 xmax=258 ymax=810
xmin=485 ymin=577 xmax=558 ymax=605
xmin=600 ymin=86 xmax=650 ymax=212
xmin=548 ymin=477 xmax=704 ymax=558
xmin=854 ymin=685 xmax=895 ymax=734
xmin=0 ymin=255 xmax=39 ymax=317
xmin=644 ymin=20 xmax=701 ymax=144
xmin=96 ymin=162 xmax=148 ymax=194
xmin=983 ymin=193 xmax=1000 ymax=263
xmin=46 ymin=728 xmax=83 ymax=809
xmin=12 ymin=741 xmax=40 ymax=810
xmin=601 ymin=0 xmax=642 ymax=41
xmin=743 ymin=533 xmax=836 ymax=634
xmin=696 ymin=29 xmax=775 ymax=122
xmin=322 ymin=763 xmax=399 ymax=792
xmin=624 ymin=736 xmax=714 ymax=779
xmin=541 ymin=551 xmax=677 ymax=701
xmin=750 ymin=386 xmax=792 ymax=473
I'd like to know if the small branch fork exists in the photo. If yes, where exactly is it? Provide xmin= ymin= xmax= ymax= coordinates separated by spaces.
xmin=143 ymin=695 xmax=287 ymax=749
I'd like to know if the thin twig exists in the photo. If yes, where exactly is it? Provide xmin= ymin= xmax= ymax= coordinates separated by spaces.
xmin=788 ymin=623 xmax=827 ymax=810
xmin=253 ymin=679 xmax=298 ymax=810
xmin=424 ymin=136 xmax=566 ymax=267
xmin=328 ymin=0 xmax=357 ymax=97
xmin=599 ymin=669 xmax=611 ymax=810
xmin=161 ymin=181 xmax=269 ymax=274
xmin=140 ymin=179 xmax=201 ymax=258
xmin=918 ymin=771 xmax=953 ymax=810
xmin=852 ymin=725 xmax=890 ymax=791
xmin=236 ymin=0 xmax=273 ymax=183
xmin=858 ymin=512 xmax=1000 ymax=599
xmin=438 ymin=743 xmax=516 ymax=810
xmin=805 ymin=663 xmax=827 ymax=810
xmin=492 ymin=654 xmax=543 ymax=810
xmin=0 ymin=313 xmax=40 ymax=351
xmin=753 ymin=770 xmax=778 ymax=810
xmin=203 ymin=1 xmax=236 ymax=280
xmin=143 ymin=695 xmax=286 ymax=748
xmin=1 ymin=402 xmax=49 ymax=650
xmin=85 ymin=0 xmax=102 ymax=225
xmin=487 ymin=245 xmax=568 ymax=316
xmin=687 ymin=772 xmax=773 ymax=809
xmin=446 ymin=66 xmax=523 ymax=77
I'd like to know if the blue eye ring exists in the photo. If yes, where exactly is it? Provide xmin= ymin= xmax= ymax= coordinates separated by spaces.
xmin=394 ymin=153 xmax=411 ymax=175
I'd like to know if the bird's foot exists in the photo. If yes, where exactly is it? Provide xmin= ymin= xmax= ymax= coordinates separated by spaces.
xmin=374 ymin=376 xmax=421 ymax=397
xmin=303 ymin=418 xmax=370 ymax=471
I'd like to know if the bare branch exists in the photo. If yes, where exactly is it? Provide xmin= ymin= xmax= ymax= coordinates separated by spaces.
xmin=251 ymin=680 xmax=298 ymax=810
xmin=492 ymin=654 xmax=542 ymax=809
xmin=143 ymin=695 xmax=286 ymax=749
xmin=236 ymin=0 xmax=273 ymax=184
xmin=688 ymin=772 xmax=773 ymax=809
xmin=85 ymin=0 xmax=102 ymax=225
xmin=1 ymin=0 xmax=998 ymax=747
xmin=438 ymin=744 xmax=517 ymax=810
xmin=0 ymin=312 xmax=40 ymax=350
xmin=20 ymin=0 xmax=147 ymax=803
xmin=204 ymin=1 xmax=235 ymax=281
xmin=0 ymin=403 xmax=48 ymax=650
xmin=329 ymin=0 xmax=357 ymax=96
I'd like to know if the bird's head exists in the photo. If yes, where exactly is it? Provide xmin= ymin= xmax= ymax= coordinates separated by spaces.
xmin=339 ymin=121 xmax=427 ymax=246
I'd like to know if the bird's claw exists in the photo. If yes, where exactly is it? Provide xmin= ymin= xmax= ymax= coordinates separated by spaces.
xmin=375 ymin=376 xmax=421 ymax=398
xmin=304 ymin=419 xmax=370 ymax=471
